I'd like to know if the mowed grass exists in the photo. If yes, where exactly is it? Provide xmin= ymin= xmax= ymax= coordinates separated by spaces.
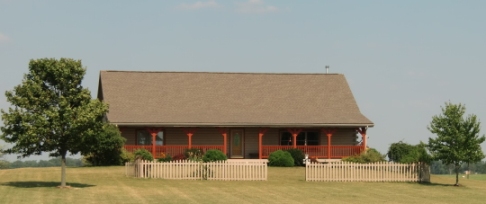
xmin=1 ymin=166 xmax=485 ymax=204
xmin=436 ymin=173 xmax=486 ymax=181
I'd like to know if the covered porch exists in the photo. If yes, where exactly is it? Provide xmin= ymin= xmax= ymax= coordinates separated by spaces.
xmin=121 ymin=127 xmax=369 ymax=159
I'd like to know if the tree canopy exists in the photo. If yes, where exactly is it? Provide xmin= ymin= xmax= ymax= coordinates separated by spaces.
xmin=387 ymin=141 xmax=430 ymax=164
xmin=83 ymin=123 xmax=125 ymax=166
xmin=0 ymin=58 xmax=110 ymax=187
xmin=427 ymin=102 xmax=485 ymax=186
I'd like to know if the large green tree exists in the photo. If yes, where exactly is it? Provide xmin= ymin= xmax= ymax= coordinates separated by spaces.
xmin=0 ymin=58 xmax=108 ymax=187
xmin=427 ymin=102 xmax=485 ymax=186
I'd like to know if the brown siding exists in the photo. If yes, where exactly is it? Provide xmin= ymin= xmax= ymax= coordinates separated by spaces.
xmin=164 ymin=128 xmax=222 ymax=145
xmin=262 ymin=128 xmax=279 ymax=145
xmin=320 ymin=128 xmax=357 ymax=145
xmin=121 ymin=128 xmax=136 ymax=145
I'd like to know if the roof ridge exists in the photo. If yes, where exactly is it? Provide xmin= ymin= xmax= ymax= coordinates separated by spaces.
xmin=100 ymin=70 xmax=342 ymax=75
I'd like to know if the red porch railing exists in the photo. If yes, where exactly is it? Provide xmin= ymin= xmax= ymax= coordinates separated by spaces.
xmin=261 ymin=145 xmax=362 ymax=159
xmin=124 ymin=145 xmax=224 ymax=158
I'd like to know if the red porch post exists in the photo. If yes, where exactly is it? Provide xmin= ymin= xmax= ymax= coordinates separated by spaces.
xmin=183 ymin=128 xmax=197 ymax=149
xmin=218 ymin=128 xmax=228 ymax=155
xmin=321 ymin=128 xmax=336 ymax=159
xmin=258 ymin=128 xmax=268 ymax=159
xmin=357 ymin=127 xmax=367 ymax=153
xmin=146 ymin=128 xmax=163 ymax=158
xmin=287 ymin=128 xmax=302 ymax=148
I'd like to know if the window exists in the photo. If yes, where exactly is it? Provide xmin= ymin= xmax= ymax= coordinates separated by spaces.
xmin=280 ymin=131 xmax=319 ymax=146
xmin=137 ymin=130 xmax=163 ymax=145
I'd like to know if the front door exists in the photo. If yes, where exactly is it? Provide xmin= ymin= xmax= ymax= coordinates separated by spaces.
xmin=230 ymin=129 xmax=244 ymax=158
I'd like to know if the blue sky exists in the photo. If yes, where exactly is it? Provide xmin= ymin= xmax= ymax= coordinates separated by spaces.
xmin=1 ymin=0 xmax=486 ymax=161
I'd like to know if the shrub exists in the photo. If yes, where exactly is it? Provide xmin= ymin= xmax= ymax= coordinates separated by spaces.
xmin=120 ymin=148 xmax=135 ymax=163
xmin=202 ymin=149 xmax=227 ymax=162
xmin=268 ymin=150 xmax=294 ymax=167
xmin=285 ymin=148 xmax=305 ymax=166
xmin=342 ymin=148 xmax=385 ymax=163
xmin=185 ymin=148 xmax=203 ymax=161
xmin=82 ymin=124 xmax=126 ymax=166
xmin=133 ymin=149 xmax=153 ymax=161
xmin=157 ymin=153 xmax=172 ymax=162
xmin=172 ymin=153 xmax=187 ymax=161
xmin=387 ymin=141 xmax=431 ymax=163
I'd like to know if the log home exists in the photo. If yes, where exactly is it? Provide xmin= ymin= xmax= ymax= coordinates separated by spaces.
xmin=97 ymin=71 xmax=373 ymax=159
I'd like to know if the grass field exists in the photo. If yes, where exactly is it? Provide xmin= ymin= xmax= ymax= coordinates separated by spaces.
xmin=436 ymin=173 xmax=486 ymax=181
xmin=1 ymin=166 xmax=485 ymax=204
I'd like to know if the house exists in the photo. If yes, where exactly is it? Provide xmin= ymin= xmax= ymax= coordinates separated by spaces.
xmin=97 ymin=71 xmax=373 ymax=159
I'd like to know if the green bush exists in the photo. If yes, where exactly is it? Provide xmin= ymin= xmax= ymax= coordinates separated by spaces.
xmin=134 ymin=149 xmax=153 ymax=161
xmin=387 ymin=141 xmax=431 ymax=164
xmin=285 ymin=148 xmax=305 ymax=166
xmin=157 ymin=155 xmax=172 ymax=162
xmin=202 ymin=149 xmax=227 ymax=162
xmin=82 ymin=124 xmax=126 ymax=166
xmin=120 ymin=148 xmax=135 ymax=163
xmin=268 ymin=150 xmax=294 ymax=167
xmin=342 ymin=148 xmax=385 ymax=163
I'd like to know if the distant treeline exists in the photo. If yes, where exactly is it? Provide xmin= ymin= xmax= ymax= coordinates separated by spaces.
xmin=431 ymin=161 xmax=486 ymax=174
xmin=0 ymin=157 xmax=83 ymax=169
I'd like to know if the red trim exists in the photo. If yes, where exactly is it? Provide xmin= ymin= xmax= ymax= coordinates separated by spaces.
xmin=146 ymin=128 xmax=163 ymax=157
xmin=321 ymin=128 xmax=337 ymax=159
xmin=260 ymin=145 xmax=360 ymax=159
xmin=218 ymin=128 xmax=229 ymax=155
xmin=258 ymin=128 xmax=268 ymax=159
xmin=182 ymin=128 xmax=197 ymax=149
xmin=286 ymin=128 xmax=302 ymax=148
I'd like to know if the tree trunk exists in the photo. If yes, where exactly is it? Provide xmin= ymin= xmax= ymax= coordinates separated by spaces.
xmin=60 ymin=154 xmax=67 ymax=187
xmin=454 ymin=164 xmax=459 ymax=186
xmin=467 ymin=163 xmax=470 ymax=179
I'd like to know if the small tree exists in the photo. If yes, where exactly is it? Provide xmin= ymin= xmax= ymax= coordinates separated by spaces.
xmin=0 ymin=58 xmax=109 ymax=187
xmin=82 ymin=124 xmax=126 ymax=166
xmin=428 ymin=102 xmax=485 ymax=186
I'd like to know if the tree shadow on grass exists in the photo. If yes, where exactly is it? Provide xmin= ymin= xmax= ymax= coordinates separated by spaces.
xmin=417 ymin=182 xmax=460 ymax=187
xmin=1 ymin=181 xmax=96 ymax=188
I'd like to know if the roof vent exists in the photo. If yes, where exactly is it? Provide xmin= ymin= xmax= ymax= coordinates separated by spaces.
xmin=325 ymin=65 xmax=329 ymax=74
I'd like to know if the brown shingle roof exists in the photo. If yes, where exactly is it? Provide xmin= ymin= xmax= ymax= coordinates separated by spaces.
xmin=98 ymin=71 xmax=373 ymax=127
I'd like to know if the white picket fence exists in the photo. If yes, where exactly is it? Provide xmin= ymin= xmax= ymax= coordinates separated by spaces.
xmin=305 ymin=161 xmax=430 ymax=182
xmin=126 ymin=160 xmax=268 ymax=181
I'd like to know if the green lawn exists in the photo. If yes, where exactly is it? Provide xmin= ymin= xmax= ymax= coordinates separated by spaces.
xmin=436 ymin=173 xmax=486 ymax=181
xmin=1 ymin=166 xmax=485 ymax=204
